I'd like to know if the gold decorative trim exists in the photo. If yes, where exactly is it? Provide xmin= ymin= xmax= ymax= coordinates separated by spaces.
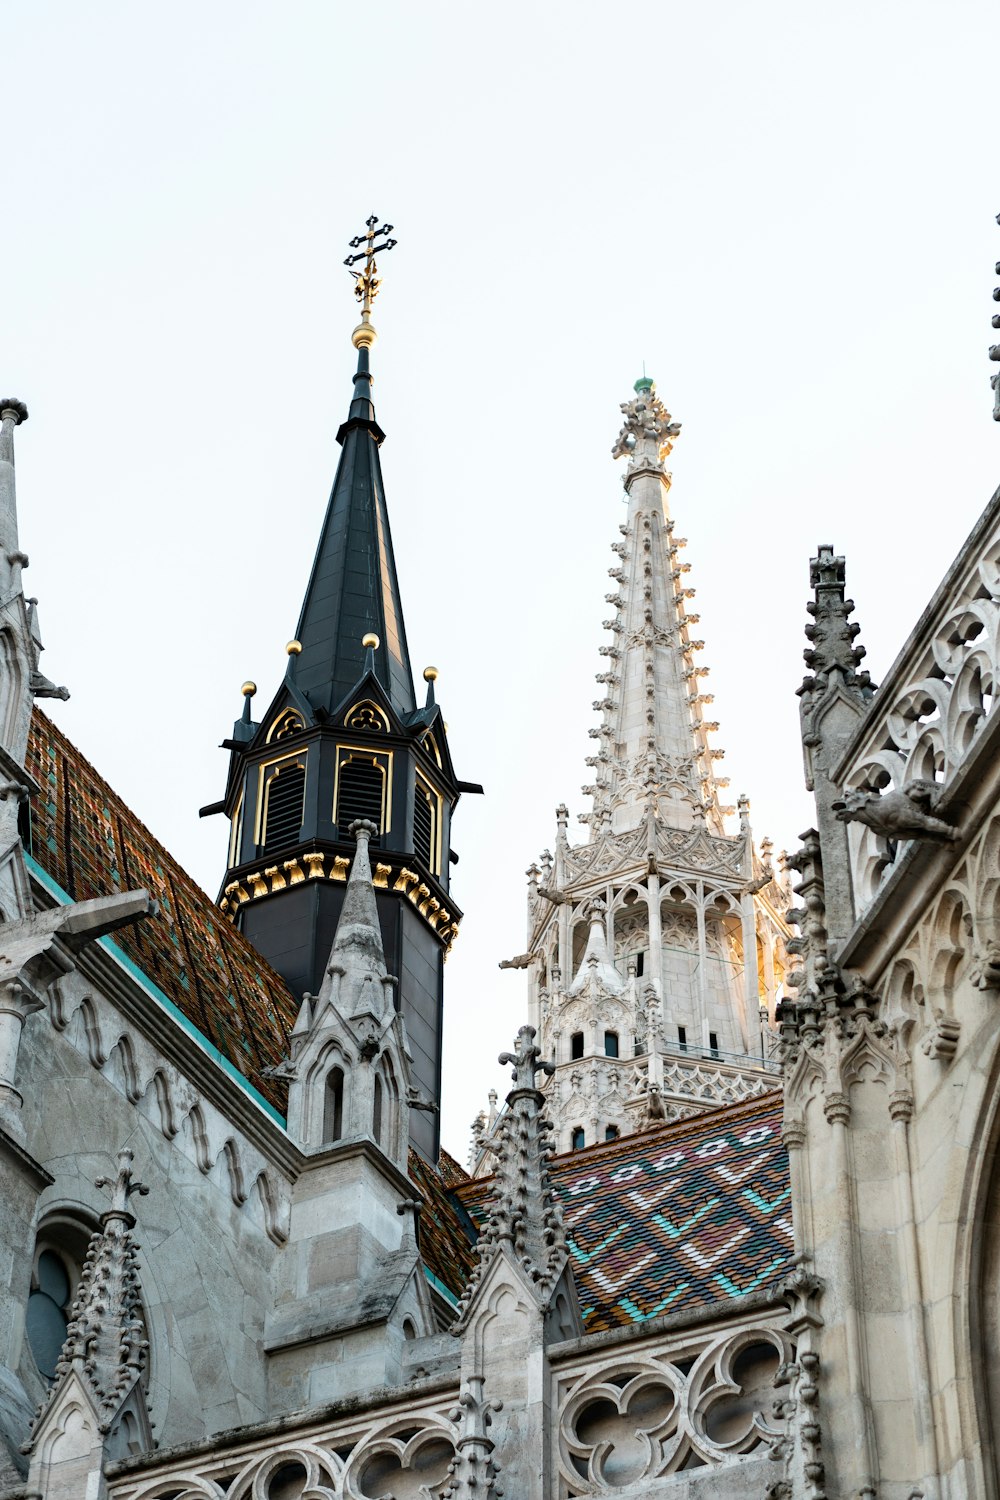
xmin=219 ymin=850 xmax=462 ymax=951
xmin=228 ymin=787 xmax=244 ymax=869
xmin=422 ymin=731 xmax=443 ymax=767
xmin=266 ymin=708 xmax=306 ymax=744
xmin=344 ymin=698 xmax=390 ymax=732
xmin=415 ymin=770 xmax=443 ymax=876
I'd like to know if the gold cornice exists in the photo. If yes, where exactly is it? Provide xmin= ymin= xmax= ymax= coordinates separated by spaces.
xmin=221 ymin=851 xmax=461 ymax=952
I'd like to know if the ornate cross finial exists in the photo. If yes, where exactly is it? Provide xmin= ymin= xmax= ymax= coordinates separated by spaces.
xmin=498 ymin=1024 xmax=554 ymax=1092
xmin=95 ymin=1148 xmax=149 ymax=1218
xmin=344 ymin=214 xmax=398 ymax=317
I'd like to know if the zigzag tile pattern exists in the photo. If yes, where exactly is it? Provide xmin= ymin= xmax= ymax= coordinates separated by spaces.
xmin=25 ymin=711 xmax=298 ymax=1110
xmin=453 ymin=1095 xmax=790 ymax=1331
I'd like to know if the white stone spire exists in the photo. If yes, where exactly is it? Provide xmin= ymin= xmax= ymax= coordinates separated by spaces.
xmin=482 ymin=375 xmax=796 ymax=1163
xmin=582 ymin=379 xmax=727 ymax=839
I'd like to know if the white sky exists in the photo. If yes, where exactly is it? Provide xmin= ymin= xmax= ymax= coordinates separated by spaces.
xmin=3 ymin=1 xmax=998 ymax=1161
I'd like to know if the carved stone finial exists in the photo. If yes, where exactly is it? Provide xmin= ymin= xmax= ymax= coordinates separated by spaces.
xmin=443 ymin=1375 xmax=504 ymax=1499
xmin=499 ymin=1023 xmax=554 ymax=1093
xmin=799 ymin=545 xmax=875 ymax=702
xmin=0 ymin=399 xmax=28 ymax=426
xmin=95 ymin=1148 xmax=149 ymax=1219
xmin=611 ymin=383 xmax=682 ymax=473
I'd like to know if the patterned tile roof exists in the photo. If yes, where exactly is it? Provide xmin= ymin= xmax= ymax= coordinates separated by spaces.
xmin=451 ymin=1094 xmax=791 ymax=1332
xmin=25 ymin=710 xmax=299 ymax=1111
xmin=408 ymin=1146 xmax=479 ymax=1301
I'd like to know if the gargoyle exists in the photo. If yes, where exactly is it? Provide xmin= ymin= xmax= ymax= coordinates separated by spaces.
xmin=498 ymin=952 xmax=533 ymax=970
xmin=536 ymin=884 xmax=571 ymax=905
xmin=832 ymin=780 xmax=958 ymax=844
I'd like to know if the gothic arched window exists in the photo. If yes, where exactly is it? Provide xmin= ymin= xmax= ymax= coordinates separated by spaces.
xmin=323 ymin=1066 xmax=345 ymax=1143
xmin=604 ymin=1030 xmax=620 ymax=1058
xmin=571 ymin=1032 xmax=585 ymax=1061
xmin=571 ymin=1126 xmax=586 ymax=1151
xmin=373 ymin=1075 xmax=384 ymax=1146
xmin=26 ymin=1247 xmax=74 ymax=1381
xmin=605 ymin=1125 xmax=620 ymax=1142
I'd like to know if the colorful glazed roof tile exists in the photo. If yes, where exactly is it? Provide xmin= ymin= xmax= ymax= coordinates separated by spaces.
xmin=408 ymin=1146 xmax=479 ymax=1301
xmin=451 ymin=1094 xmax=790 ymax=1332
xmin=25 ymin=710 xmax=299 ymax=1110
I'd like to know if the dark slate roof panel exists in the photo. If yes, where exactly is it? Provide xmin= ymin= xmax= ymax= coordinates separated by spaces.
xmin=25 ymin=710 xmax=299 ymax=1112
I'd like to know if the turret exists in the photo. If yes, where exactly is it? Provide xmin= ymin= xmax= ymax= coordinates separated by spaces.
xmin=206 ymin=225 xmax=480 ymax=1158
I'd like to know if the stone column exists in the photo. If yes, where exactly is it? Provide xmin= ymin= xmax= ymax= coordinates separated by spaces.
xmin=694 ymin=883 xmax=709 ymax=1049
xmin=645 ymin=868 xmax=662 ymax=996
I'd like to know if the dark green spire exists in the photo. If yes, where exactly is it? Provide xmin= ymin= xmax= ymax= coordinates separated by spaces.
xmin=288 ymin=345 xmax=416 ymax=718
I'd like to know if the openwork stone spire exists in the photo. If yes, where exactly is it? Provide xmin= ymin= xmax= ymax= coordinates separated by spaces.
xmin=456 ymin=1026 xmax=566 ymax=1317
xmin=583 ymin=378 xmax=729 ymax=838
xmin=27 ymin=1151 xmax=150 ymax=1445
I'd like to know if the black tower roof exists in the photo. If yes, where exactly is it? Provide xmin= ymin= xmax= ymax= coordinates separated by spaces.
xmin=288 ymin=346 xmax=416 ymax=718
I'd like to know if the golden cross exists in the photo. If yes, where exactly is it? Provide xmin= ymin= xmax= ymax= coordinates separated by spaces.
xmin=344 ymin=214 xmax=398 ymax=317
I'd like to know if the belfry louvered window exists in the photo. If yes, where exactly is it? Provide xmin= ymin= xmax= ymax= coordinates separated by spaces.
xmin=262 ymin=761 xmax=305 ymax=851
xmin=336 ymin=753 xmax=385 ymax=840
xmin=414 ymin=772 xmax=442 ymax=874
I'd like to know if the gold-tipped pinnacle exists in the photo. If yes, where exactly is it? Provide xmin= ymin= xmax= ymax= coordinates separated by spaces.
xmin=362 ymin=632 xmax=380 ymax=651
xmin=423 ymin=665 xmax=439 ymax=682
xmin=241 ymin=681 xmax=257 ymax=698
xmin=286 ymin=640 xmax=302 ymax=656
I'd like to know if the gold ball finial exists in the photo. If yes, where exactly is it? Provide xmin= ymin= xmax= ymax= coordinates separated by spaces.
xmin=241 ymin=681 xmax=257 ymax=698
xmin=423 ymin=665 xmax=439 ymax=683
xmin=362 ymin=632 xmax=380 ymax=651
xmin=286 ymin=640 xmax=302 ymax=656
xmin=352 ymin=318 xmax=377 ymax=351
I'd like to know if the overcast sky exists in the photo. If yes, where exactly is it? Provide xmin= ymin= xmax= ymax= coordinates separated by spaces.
xmin=3 ymin=1 xmax=998 ymax=1160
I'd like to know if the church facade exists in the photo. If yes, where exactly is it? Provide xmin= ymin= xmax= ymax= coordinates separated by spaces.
xmin=0 ymin=238 xmax=999 ymax=1499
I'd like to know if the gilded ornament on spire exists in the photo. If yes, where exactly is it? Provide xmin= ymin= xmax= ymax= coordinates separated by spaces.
xmin=344 ymin=214 xmax=398 ymax=349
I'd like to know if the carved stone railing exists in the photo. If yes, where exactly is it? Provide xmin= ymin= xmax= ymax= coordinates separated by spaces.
xmin=627 ymin=1052 xmax=779 ymax=1126
xmin=834 ymin=495 xmax=1000 ymax=916
xmin=108 ymin=1388 xmax=461 ymax=1499
xmin=551 ymin=1309 xmax=790 ymax=1494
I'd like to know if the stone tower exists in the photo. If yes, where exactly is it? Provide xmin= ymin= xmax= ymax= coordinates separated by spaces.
xmin=206 ymin=311 xmax=480 ymax=1160
xmin=492 ymin=379 xmax=792 ymax=1155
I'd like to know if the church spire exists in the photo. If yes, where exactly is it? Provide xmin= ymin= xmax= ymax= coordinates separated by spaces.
xmin=212 ymin=222 xmax=477 ymax=1161
xmin=288 ymin=221 xmax=414 ymax=717
xmin=582 ymin=378 xmax=728 ymax=838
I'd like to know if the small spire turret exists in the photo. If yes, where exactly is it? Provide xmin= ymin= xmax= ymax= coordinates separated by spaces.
xmin=26 ymin=1150 xmax=152 ymax=1461
xmin=456 ymin=1026 xmax=567 ymax=1322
